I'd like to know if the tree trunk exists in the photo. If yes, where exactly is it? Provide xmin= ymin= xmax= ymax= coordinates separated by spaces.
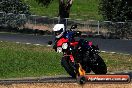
xmin=58 ymin=0 xmax=73 ymax=28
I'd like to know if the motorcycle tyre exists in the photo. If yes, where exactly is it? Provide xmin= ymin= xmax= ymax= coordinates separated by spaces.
xmin=61 ymin=57 xmax=76 ymax=78
xmin=90 ymin=54 xmax=107 ymax=74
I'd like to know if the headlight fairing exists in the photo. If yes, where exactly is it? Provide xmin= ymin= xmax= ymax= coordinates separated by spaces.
xmin=62 ymin=43 xmax=68 ymax=49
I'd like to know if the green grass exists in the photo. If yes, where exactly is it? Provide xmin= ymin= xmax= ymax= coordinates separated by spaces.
xmin=22 ymin=0 xmax=102 ymax=20
xmin=0 ymin=41 xmax=65 ymax=78
xmin=0 ymin=41 xmax=132 ymax=79
xmin=100 ymin=53 xmax=132 ymax=72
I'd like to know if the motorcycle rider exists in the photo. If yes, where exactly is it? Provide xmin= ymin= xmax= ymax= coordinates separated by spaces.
xmin=52 ymin=24 xmax=84 ymax=60
xmin=52 ymin=24 xmax=65 ymax=51
xmin=53 ymin=24 xmax=78 ymax=40
xmin=53 ymin=24 xmax=65 ymax=39
xmin=52 ymin=24 xmax=77 ymax=50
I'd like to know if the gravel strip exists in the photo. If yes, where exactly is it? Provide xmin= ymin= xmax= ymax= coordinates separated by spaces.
xmin=0 ymin=83 xmax=132 ymax=88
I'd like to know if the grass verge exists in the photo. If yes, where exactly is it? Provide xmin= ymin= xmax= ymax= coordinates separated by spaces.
xmin=0 ymin=41 xmax=131 ymax=79
xmin=0 ymin=41 xmax=64 ymax=79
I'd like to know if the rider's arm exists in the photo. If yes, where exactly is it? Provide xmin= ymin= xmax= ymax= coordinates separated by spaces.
xmin=53 ymin=39 xmax=58 ymax=51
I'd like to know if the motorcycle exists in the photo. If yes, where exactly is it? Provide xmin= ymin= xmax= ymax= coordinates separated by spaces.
xmin=49 ymin=24 xmax=107 ymax=79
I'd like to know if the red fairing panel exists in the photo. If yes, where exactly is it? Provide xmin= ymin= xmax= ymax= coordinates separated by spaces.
xmin=70 ymin=42 xmax=78 ymax=46
xmin=57 ymin=38 xmax=68 ymax=47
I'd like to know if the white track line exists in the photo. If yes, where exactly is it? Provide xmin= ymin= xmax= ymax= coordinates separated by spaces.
xmin=26 ymin=43 xmax=31 ymax=45
xmin=110 ymin=52 xmax=116 ymax=54
xmin=100 ymin=50 xmax=131 ymax=55
xmin=34 ymin=44 xmax=41 ymax=46
xmin=47 ymin=45 xmax=52 ymax=47
xmin=16 ymin=42 xmax=20 ymax=44
xmin=100 ymin=51 xmax=106 ymax=53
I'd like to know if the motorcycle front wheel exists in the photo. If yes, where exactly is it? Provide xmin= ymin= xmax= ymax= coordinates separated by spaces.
xmin=61 ymin=56 xmax=76 ymax=78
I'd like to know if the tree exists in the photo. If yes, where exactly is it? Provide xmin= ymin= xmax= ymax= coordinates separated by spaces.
xmin=0 ymin=0 xmax=30 ymax=28
xmin=99 ymin=0 xmax=132 ymax=39
xmin=0 ymin=0 xmax=30 ymax=14
xmin=35 ymin=0 xmax=73 ymax=27
xmin=99 ymin=0 xmax=132 ymax=22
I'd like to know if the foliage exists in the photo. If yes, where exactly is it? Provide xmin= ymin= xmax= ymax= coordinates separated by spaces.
xmin=99 ymin=0 xmax=132 ymax=22
xmin=0 ymin=0 xmax=30 ymax=14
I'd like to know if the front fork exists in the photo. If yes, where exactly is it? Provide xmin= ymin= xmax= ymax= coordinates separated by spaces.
xmin=64 ymin=54 xmax=86 ymax=78
xmin=69 ymin=54 xmax=86 ymax=77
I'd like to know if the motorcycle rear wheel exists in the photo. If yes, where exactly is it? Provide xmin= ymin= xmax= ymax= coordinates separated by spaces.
xmin=90 ymin=54 xmax=107 ymax=74
xmin=61 ymin=57 xmax=76 ymax=78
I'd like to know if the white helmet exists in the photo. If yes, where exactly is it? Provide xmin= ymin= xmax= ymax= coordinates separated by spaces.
xmin=53 ymin=24 xmax=65 ymax=38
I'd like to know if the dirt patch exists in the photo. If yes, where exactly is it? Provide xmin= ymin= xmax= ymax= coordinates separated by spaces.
xmin=0 ymin=83 xmax=132 ymax=88
xmin=20 ymin=23 xmax=53 ymax=31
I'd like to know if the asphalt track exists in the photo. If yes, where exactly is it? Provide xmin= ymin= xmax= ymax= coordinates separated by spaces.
xmin=0 ymin=71 xmax=132 ymax=84
xmin=0 ymin=33 xmax=132 ymax=54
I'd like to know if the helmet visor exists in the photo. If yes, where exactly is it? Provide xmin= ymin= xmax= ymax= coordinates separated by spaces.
xmin=55 ymin=28 xmax=63 ymax=36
